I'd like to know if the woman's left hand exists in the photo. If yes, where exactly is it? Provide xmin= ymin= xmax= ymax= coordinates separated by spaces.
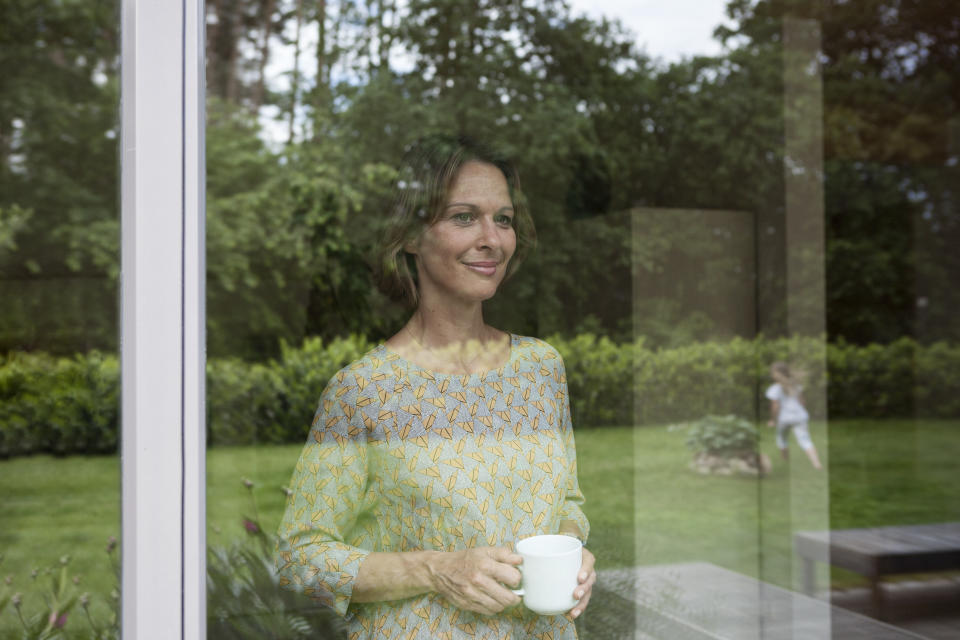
xmin=568 ymin=547 xmax=596 ymax=620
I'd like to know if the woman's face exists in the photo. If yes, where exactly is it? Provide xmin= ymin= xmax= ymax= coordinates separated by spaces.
xmin=409 ymin=160 xmax=517 ymax=307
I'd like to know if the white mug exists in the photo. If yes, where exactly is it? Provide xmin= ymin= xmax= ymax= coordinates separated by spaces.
xmin=511 ymin=534 xmax=582 ymax=615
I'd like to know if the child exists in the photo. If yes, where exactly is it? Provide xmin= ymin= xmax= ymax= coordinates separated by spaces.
xmin=766 ymin=361 xmax=823 ymax=470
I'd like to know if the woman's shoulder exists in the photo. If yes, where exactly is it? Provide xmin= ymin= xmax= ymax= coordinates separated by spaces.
xmin=512 ymin=335 xmax=565 ymax=369
xmin=320 ymin=345 xmax=397 ymax=397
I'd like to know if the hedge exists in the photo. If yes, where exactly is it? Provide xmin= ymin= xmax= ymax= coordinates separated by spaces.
xmin=0 ymin=350 xmax=119 ymax=458
xmin=2 ymin=335 xmax=958 ymax=457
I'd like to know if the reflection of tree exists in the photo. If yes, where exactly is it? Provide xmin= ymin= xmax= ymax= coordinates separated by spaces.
xmin=720 ymin=0 xmax=960 ymax=343
xmin=0 ymin=1 xmax=120 ymax=353
xmin=632 ymin=209 xmax=756 ymax=347
xmin=2 ymin=0 xmax=957 ymax=357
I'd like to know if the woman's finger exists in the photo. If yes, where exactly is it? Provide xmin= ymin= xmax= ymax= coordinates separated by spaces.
xmin=578 ymin=548 xmax=596 ymax=582
xmin=488 ymin=559 xmax=523 ymax=589
xmin=487 ymin=546 xmax=522 ymax=566
xmin=468 ymin=589 xmax=507 ymax=616
xmin=570 ymin=588 xmax=592 ymax=618
xmin=570 ymin=568 xmax=597 ymax=618
xmin=475 ymin=573 xmax=522 ymax=610
xmin=574 ymin=569 xmax=597 ymax=599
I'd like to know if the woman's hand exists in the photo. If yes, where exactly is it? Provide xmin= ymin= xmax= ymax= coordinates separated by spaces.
xmin=568 ymin=547 xmax=596 ymax=620
xmin=426 ymin=546 xmax=522 ymax=615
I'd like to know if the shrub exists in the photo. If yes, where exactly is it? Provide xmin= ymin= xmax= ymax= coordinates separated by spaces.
xmin=0 ymin=351 xmax=119 ymax=458
xmin=265 ymin=335 xmax=373 ymax=443
xmin=674 ymin=414 xmax=759 ymax=457
xmin=0 ymin=544 xmax=119 ymax=640
xmin=206 ymin=478 xmax=346 ymax=639
xmin=206 ymin=359 xmax=279 ymax=447
xmin=207 ymin=541 xmax=345 ymax=640
xmin=2 ymin=335 xmax=959 ymax=457
xmin=547 ymin=333 xmax=633 ymax=428
xmin=0 ymin=482 xmax=345 ymax=639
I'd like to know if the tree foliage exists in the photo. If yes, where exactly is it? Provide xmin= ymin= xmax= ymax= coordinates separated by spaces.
xmin=1 ymin=0 xmax=957 ymax=359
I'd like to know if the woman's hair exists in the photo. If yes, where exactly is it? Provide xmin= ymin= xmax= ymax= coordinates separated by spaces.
xmin=374 ymin=134 xmax=536 ymax=307
xmin=771 ymin=361 xmax=805 ymax=397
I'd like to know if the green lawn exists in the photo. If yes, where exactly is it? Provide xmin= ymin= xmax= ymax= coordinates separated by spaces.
xmin=2 ymin=420 xmax=957 ymax=635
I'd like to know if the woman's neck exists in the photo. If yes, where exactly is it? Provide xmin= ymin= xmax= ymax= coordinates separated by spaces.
xmin=405 ymin=302 xmax=489 ymax=350
xmin=388 ymin=302 xmax=510 ymax=375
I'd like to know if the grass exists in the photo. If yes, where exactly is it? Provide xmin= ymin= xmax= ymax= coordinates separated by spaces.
xmin=1 ymin=419 xmax=957 ymax=635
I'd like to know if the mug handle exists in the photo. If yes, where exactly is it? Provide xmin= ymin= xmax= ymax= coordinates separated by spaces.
xmin=511 ymin=562 xmax=524 ymax=596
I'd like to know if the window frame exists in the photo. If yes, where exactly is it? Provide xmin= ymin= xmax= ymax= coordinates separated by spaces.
xmin=120 ymin=0 xmax=206 ymax=637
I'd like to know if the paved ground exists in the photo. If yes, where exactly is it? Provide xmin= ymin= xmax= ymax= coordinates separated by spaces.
xmin=579 ymin=565 xmax=960 ymax=640
xmin=829 ymin=578 xmax=960 ymax=640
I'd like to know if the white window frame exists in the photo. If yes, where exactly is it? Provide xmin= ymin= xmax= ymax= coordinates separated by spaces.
xmin=120 ymin=0 xmax=206 ymax=637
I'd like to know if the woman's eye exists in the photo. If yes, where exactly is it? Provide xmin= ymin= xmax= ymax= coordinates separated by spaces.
xmin=496 ymin=214 xmax=514 ymax=226
xmin=451 ymin=212 xmax=474 ymax=222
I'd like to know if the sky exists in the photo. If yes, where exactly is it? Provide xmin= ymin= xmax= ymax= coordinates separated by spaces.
xmin=265 ymin=0 xmax=733 ymax=88
xmin=260 ymin=0 xmax=734 ymax=142
xmin=567 ymin=0 xmax=733 ymax=62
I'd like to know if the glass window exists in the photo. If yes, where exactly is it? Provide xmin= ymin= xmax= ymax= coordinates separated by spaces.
xmin=0 ymin=1 xmax=121 ymax=637
xmin=202 ymin=1 xmax=959 ymax=638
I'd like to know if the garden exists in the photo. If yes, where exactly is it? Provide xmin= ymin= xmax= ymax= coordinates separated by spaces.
xmin=3 ymin=0 xmax=959 ymax=637
xmin=2 ymin=418 xmax=956 ymax=638
xmin=2 ymin=335 xmax=958 ymax=637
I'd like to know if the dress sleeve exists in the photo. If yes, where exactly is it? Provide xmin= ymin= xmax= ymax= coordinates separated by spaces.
xmin=765 ymin=384 xmax=780 ymax=401
xmin=555 ymin=357 xmax=591 ymax=543
xmin=275 ymin=377 xmax=373 ymax=618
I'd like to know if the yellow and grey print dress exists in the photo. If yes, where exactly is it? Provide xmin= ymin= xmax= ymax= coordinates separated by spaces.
xmin=276 ymin=335 xmax=589 ymax=639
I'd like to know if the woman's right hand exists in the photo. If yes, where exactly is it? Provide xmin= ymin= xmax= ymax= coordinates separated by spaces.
xmin=426 ymin=546 xmax=522 ymax=615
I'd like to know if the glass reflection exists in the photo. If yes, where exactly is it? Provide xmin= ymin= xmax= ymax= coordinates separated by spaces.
xmin=0 ymin=1 xmax=121 ymax=637
xmin=202 ymin=0 xmax=958 ymax=638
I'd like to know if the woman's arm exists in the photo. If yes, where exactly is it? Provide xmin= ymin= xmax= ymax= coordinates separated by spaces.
xmin=554 ymin=356 xmax=591 ymax=542
xmin=352 ymin=547 xmax=522 ymax=615
xmin=276 ymin=378 xmax=377 ymax=616
xmin=558 ymin=520 xmax=585 ymax=541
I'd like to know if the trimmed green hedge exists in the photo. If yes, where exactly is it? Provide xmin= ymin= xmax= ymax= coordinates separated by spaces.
xmin=207 ymin=335 xmax=373 ymax=446
xmin=0 ymin=351 xmax=118 ymax=458
xmin=2 ymin=335 xmax=958 ymax=457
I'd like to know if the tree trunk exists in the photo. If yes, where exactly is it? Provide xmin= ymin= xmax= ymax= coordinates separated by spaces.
xmin=316 ymin=0 xmax=326 ymax=90
xmin=251 ymin=0 xmax=277 ymax=113
xmin=288 ymin=0 xmax=304 ymax=143
xmin=208 ymin=0 xmax=241 ymax=103
xmin=376 ymin=0 xmax=394 ymax=70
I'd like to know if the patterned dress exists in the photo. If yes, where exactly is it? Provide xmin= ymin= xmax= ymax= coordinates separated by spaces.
xmin=276 ymin=335 xmax=589 ymax=639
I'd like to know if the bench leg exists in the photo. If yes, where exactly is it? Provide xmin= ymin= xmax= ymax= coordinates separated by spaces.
xmin=801 ymin=557 xmax=815 ymax=596
xmin=871 ymin=578 xmax=885 ymax=620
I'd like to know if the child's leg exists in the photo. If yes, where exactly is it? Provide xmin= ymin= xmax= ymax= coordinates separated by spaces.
xmin=776 ymin=422 xmax=790 ymax=460
xmin=793 ymin=423 xmax=823 ymax=470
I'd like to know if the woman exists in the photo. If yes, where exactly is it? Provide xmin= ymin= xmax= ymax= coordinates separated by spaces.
xmin=276 ymin=136 xmax=596 ymax=639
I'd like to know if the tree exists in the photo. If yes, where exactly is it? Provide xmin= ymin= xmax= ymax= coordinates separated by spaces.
xmin=0 ymin=0 xmax=120 ymax=354
xmin=719 ymin=0 xmax=960 ymax=343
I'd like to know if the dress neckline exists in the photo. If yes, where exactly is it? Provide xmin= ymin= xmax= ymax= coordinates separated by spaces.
xmin=377 ymin=333 xmax=517 ymax=380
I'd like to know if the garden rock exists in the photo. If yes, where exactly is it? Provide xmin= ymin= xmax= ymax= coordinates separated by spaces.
xmin=691 ymin=451 xmax=772 ymax=477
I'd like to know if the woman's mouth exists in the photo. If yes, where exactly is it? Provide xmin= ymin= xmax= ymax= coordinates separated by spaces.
xmin=464 ymin=261 xmax=498 ymax=276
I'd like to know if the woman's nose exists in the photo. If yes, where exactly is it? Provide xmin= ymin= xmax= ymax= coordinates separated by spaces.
xmin=477 ymin=216 xmax=501 ymax=249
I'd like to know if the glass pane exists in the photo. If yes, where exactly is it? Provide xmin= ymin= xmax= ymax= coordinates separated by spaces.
xmin=0 ymin=1 xmax=121 ymax=637
xmin=204 ymin=1 xmax=959 ymax=639
xmin=805 ymin=3 xmax=960 ymax=636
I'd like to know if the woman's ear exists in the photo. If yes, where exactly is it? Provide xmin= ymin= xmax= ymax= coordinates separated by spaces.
xmin=404 ymin=235 xmax=420 ymax=255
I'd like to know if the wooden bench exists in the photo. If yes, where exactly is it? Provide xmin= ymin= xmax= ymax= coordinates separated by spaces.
xmin=596 ymin=562 xmax=926 ymax=639
xmin=795 ymin=522 xmax=960 ymax=618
